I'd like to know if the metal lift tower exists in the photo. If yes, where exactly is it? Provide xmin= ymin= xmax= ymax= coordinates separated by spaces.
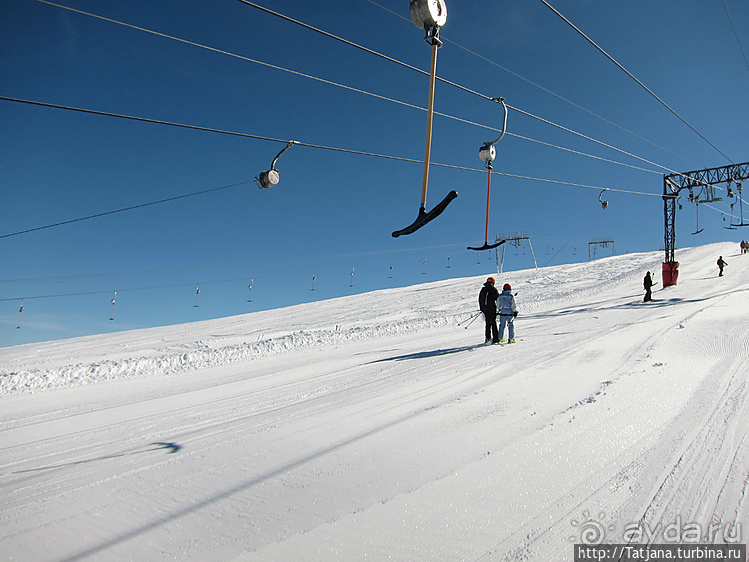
xmin=663 ymin=162 xmax=749 ymax=287
xmin=495 ymin=234 xmax=538 ymax=274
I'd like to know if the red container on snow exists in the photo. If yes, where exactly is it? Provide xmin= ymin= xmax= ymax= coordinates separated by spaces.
xmin=662 ymin=261 xmax=679 ymax=287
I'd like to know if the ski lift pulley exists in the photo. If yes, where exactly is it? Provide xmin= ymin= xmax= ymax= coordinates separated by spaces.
xmin=255 ymin=141 xmax=296 ymax=189
xmin=410 ymin=0 xmax=447 ymax=29
xmin=599 ymin=189 xmax=609 ymax=210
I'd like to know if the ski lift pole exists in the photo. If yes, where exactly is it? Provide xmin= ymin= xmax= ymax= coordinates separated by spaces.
xmin=16 ymin=299 xmax=24 ymax=329
xmin=482 ymin=162 xmax=492 ymax=245
xmin=419 ymin=36 xmax=439 ymax=212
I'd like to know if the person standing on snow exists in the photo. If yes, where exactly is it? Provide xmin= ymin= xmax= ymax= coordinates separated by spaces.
xmin=717 ymin=256 xmax=728 ymax=276
xmin=643 ymin=271 xmax=654 ymax=302
xmin=479 ymin=277 xmax=500 ymax=344
xmin=478 ymin=277 xmax=500 ymax=344
xmin=497 ymin=283 xmax=518 ymax=343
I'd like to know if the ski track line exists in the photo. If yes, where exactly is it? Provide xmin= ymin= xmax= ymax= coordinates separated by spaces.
xmin=2 ymin=245 xmax=746 ymax=560
xmin=473 ymin=295 xmax=728 ymax=559
xmin=619 ymin=304 xmax=749 ymax=546
xmin=235 ymin=290 xmax=710 ymax=559
xmin=1 ymin=331 xmax=508 ymax=518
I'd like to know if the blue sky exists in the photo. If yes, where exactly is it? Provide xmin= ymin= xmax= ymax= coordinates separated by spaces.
xmin=1 ymin=0 xmax=748 ymax=347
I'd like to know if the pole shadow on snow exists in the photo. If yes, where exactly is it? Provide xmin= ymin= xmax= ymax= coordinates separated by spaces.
xmin=369 ymin=344 xmax=484 ymax=364
xmin=57 ymin=386 xmax=487 ymax=561
xmin=12 ymin=442 xmax=183 ymax=475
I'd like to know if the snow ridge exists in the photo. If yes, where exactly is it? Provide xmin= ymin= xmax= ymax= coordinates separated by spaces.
xmin=0 ymin=312 xmax=460 ymax=396
xmin=0 ymin=247 xmax=674 ymax=396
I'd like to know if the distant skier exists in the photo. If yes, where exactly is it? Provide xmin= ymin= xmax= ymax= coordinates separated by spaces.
xmin=478 ymin=277 xmax=499 ymax=344
xmin=643 ymin=271 xmax=655 ymax=302
xmin=717 ymin=256 xmax=727 ymax=276
xmin=497 ymin=283 xmax=518 ymax=343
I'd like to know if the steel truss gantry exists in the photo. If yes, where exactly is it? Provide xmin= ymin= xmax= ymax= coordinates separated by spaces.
xmin=663 ymin=162 xmax=749 ymax=286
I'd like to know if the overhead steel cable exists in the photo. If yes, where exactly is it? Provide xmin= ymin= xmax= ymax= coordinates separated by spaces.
xmin=722 ymin=0 xmax=749 ymax=74
xmin=363 ymin=0 xmax=690 ymax=164
xmin=0 ymin=174 xmax=251 ymax=240
xmin=232 ymin=0 xmax=493 ymax=102
xmin=28 ymin=2 xmax=679 ymax=177
xmin=1 ymin=95 xmax=663 ymax=183
xmin=537 ymin=0 xmax=735 ymax=164
xmin=0 ymin=95 xmax=667 ymax=241
xmin=231 ymin=0 xmax=706 ymax=177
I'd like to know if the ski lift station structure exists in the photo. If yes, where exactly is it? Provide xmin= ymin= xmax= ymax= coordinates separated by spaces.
xmin=495 ymin=233 xmax=538 ymax=274
xmin=588 ymin=239 xmax=616 ymax=261
xmin=662 ymin=162 xmax=749 ymax=287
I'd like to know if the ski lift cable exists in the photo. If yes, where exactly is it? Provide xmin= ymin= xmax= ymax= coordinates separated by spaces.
xmin=0 ymin=94 xmax=662 ymax=179
xmin=0 ymin=156 xmax=661 ymax=243
xmin=537 ymin=0 xmax=735 ymax=165
xmin=506 ymin=103 xmax=690 ymax=178
xmin=232 ymin=0 xmax=697 ymax=178
xmin=721 ymin=0 xmax=749 ymax=74
xmin=27 ymin=3 xmax=683 ymax=179
xmin=0 ymin=97 xmax=667 ymax=241
xmin=2 ymin=96 xmax=672 ymax=190
xmin=232 ymin=0 xmax=491 ymax=103
xmin=0 ymin=240 xmax=480 ymax=289
xmin=363 ymin=0 xmax=691 ymax=165
xmin=0 ymin=176 xmax=252 ymax=240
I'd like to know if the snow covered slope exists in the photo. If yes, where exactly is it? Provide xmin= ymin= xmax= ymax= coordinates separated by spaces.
xmin=1 ymin=242 xmax=747 ymax=561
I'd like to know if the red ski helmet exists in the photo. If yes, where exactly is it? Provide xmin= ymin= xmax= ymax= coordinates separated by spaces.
xmin=487 ymin=277 xmax=495 ymax=284
xmin=503 ymin=283 xmax=512 ymax=291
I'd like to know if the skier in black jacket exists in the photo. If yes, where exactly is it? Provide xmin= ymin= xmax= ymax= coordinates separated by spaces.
xmin=478 ymin=277 xmax=499 ymax=344
xmin=643 ymin=271 xmax=654 ymax=302
xmin=717 ymin=256 xmax=727 ymax=276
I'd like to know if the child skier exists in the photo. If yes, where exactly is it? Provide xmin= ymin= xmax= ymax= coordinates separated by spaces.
xmin=497 ymin=283 xmax=518 ymax=343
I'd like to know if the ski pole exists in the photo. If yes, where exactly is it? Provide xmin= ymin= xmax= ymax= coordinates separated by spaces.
xmin=460 ymin=311 xmax=483 ymax=329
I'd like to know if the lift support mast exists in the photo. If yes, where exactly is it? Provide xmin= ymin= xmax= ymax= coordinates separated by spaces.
xmin=663 ymin=161 xmax=749 ymax=287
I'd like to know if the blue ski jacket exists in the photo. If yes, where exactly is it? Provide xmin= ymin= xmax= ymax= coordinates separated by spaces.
xmin=497 ymin=289 xmax=518 ymax=317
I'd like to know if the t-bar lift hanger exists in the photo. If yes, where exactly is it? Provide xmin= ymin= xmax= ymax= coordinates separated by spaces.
xmin=392 ymin=0 xmax=458 ymax=237
xmin=468 ymin=97 xmax=508 ymax=251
